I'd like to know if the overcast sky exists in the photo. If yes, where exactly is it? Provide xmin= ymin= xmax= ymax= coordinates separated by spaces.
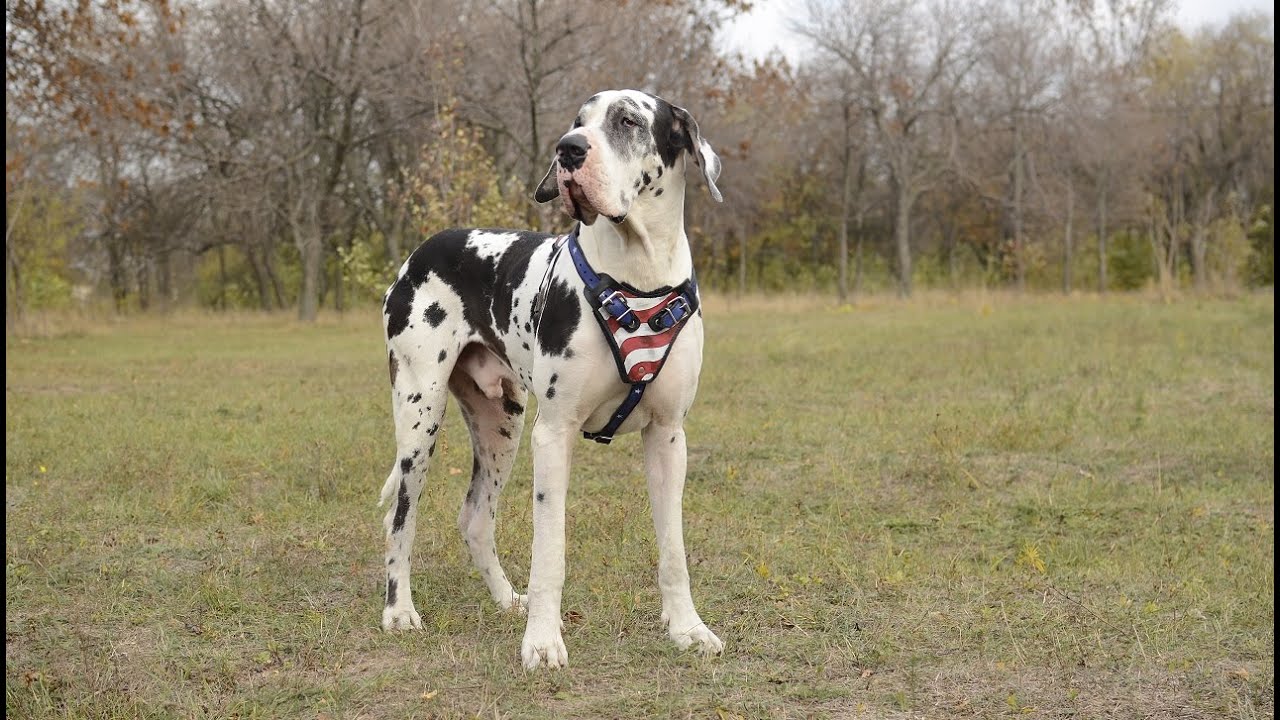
xmin=721 ymin=0 xmax=1276 ymax=64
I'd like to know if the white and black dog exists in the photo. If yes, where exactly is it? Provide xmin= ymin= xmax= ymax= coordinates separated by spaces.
xmin=378 ymin=90 xmax=723 ymax=669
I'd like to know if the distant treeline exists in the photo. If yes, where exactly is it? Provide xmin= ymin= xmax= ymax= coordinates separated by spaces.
xmin=6 ymin=0 xmax=1274 ymax=321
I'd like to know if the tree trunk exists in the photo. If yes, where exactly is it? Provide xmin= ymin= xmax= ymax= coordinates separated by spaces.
xmin=297 ymin=228 xmax=323 ymax=322
xmin=1012 ymin=116 xmax=1026 ymax=292
xmin=737 ymin=217 xmax=747 ymax=296
xmin=1096 ymin=183 xmax=1108 ymax=293
xmin=837 ymin=101 xmax=852 ymax=303
xmin=853 ymin=213 xmax=865 ymax=297
xmin=108 ymin=240 xmax=128 ymax=312
xmin=246 ymin=245 xmax=274 ymax=310
xmin=1149 ymin=207 xmax=1174 ymax=298
xmin=894 ymin=184 xmax=913 ymax=298
xmin=1063 ymin=181 xmax=1073 ymax=294
xmin=6 ymin=230 xmax=24 ymax=325
xmin=217 ymin=244 xmax=228 ymax=311
xmin=1190 ymin=188 xmax=1215 ymax=292
xmin=946 ymin=223 xmax=959 ymax=290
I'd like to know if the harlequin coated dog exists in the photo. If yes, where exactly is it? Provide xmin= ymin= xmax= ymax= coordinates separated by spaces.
xmin=378 ymin=90 xmax=723 ymax=669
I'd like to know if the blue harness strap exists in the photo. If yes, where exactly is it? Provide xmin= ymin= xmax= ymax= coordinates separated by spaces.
xmin=560 ymin=226 xmax=699 ymax=444
xmin=582 ymin=384 xmax=648 ymax=444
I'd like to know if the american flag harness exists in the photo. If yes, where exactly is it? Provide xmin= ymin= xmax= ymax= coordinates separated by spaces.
xmin=540 ymin=226 xmax=700 ymax=444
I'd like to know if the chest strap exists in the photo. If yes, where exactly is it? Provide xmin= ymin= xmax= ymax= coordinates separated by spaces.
xmin=563 ymin=228 xmax=699 ymax=444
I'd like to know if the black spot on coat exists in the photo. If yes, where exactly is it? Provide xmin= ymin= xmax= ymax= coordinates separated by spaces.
xmin=491 ymin=234 xmax=545 ymax=333
xmin=386 ymin=577 xmax=398 ymax=606
xmin=384 ymin=229 xmax=553 ymax=361
xmin=388 ymin=351 xmax=399 ymax=386
xmin=535 ymin=278 xmax=580 ymax=357
xmin=423 ymin=302 xmax=447 ymax=327
xmin=392 ymin=480 xmax=411 ymax=533
xmin=438 ymin=349 xmax=447 ymax=363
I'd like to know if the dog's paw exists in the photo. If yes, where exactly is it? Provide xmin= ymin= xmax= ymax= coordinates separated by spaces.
xmin=668 ymin=619 xmax=724 ymax=656
xmin=499 ymin=591 xmax=529 ymax=614
xmin=381 ymin=605 xmax=423 ymax=631
xmin=520 ymin=624 xmax=568 ymax=669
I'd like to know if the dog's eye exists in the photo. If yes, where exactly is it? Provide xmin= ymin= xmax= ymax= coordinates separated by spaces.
xmin=621 ymin=116 xmax=638 ymax=129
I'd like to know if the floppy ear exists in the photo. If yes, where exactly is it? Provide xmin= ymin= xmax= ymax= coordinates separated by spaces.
xmin=533 ymin=160 xmax=560 ymax=203
xmin=671 ymin=104 xmax=723 ymax=203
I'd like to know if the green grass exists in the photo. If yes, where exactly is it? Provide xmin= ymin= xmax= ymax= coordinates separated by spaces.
xmin=6 ymin=293 xmax=1274 ymax=719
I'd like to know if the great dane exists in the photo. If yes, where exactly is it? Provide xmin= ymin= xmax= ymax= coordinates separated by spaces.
xmin=378 ymin=89 xmax=723 ymax=669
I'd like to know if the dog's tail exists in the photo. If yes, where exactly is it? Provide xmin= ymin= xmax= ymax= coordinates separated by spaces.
xmin=378 ymin=469 xmax=398 ymax=507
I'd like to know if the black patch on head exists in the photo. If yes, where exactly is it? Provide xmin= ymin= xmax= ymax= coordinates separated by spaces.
xmin=546 ymin=386 xmax=556 ymax=399
xmin=400 ymin=457 xmax=413 ymax=474
xmin=604 ymin=98 xmax=645 ymax=159
xmin=388 ymin=351 xmax=399 ymax=386
xmin=536 ymin=492 xmax=545 ymax=503
xmin=392 ymin=480 xmax=411 ymax=533
xmin=535 ymin=278 xmax=580 ymax=357
xmin=438 ymin=349 xmax=447 ymax=363
xmin=423 ymin=302 xmax=447 ymax=327
xmin=386 ymin=577 xmax=398 ymax=606
xmin=503 ymin=397 xmax=524 ymax=416
xmin=651 ymin=98 xmax=687 ymax=168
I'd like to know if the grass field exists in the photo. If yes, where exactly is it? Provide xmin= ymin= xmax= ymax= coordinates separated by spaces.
xmin=5 ymin=292 xmax=1274 ymax=719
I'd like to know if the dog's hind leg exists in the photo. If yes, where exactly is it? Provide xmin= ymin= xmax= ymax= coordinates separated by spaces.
xmin=380 ymin=345 xmax=450 ymax=631
xmin=449 ymin=344 xmax=528 ymax=611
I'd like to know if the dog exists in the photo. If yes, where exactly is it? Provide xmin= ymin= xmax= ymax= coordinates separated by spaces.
xmin=378 ymin=89 xmax=723 ymax=669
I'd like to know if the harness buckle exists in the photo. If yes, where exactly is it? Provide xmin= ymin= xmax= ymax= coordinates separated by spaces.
xmin=599 ymin=289 xmax=640 ymax=331
xmin=649 ymin=296 xmax=691 ymax=331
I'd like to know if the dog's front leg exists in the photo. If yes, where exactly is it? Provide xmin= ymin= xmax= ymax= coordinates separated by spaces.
xmin=644 ymin=424 xmax=724 ymax=655
xmin=521 ymin=420 xmax=574 ymax=669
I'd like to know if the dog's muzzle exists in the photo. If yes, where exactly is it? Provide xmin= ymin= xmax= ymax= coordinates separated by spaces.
xmin=556 ymin=135 xmax=589 ymax=171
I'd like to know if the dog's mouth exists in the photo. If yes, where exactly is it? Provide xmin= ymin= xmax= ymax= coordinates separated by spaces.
xmin=557 ymin=171 xmax=627 ymax=226
xmin=561 ymin=177 xmax=600 ymax=226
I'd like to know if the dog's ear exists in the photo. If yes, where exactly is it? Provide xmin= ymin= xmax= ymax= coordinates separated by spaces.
xmin=670 ymin=104 xmax=723 ymax=203
xmin=534 ymin=160 xmax=560 ymax=203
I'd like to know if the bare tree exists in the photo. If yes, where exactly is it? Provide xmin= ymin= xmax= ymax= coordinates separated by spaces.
xmin=796 ymin=0 xmax=977 ymax=296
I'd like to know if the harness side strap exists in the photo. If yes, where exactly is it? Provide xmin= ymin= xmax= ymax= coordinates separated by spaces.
xmin=583 ymin=383 xmax=647 ymax=444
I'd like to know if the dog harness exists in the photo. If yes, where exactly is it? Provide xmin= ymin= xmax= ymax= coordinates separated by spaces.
xmin=551 ymin=226 xmax=700 ymax=444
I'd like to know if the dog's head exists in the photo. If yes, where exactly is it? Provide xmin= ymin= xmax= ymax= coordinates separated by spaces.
xmin=534 ymin=90 xmax=722 ymax=225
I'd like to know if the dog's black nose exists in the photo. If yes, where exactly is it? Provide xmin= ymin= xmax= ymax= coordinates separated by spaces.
xmin=556 ymin=134 xmax=589 ymax=170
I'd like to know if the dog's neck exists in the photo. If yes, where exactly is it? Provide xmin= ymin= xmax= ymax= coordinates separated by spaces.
xmin=575 ymin=175 xmax=692 ymax=290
